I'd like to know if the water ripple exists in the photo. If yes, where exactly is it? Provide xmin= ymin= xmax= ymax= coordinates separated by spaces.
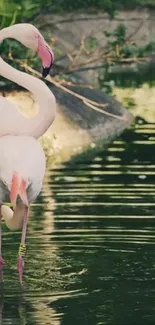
xmin=1 ymin=123 xmax=155 ymax=324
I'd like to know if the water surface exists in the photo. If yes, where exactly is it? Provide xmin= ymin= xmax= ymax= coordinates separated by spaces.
xmin=1 ymin=119 xmax=155 ymax=324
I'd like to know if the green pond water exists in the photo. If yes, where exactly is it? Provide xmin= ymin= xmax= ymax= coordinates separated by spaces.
xmin=1 ymin=118 xmax=155 ymax=324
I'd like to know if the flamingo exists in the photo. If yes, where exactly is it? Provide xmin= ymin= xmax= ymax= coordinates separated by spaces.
xmin=0 ymin=24 xmax=56 ymax=283
xmin=0 ymin=23 xmax=56 ymax=138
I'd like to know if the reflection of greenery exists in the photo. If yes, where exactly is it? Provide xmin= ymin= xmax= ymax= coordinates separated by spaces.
xmin=121 ymin=97 xmax=136 ymax=109
xmin=103 ymin=61 xmax=155 ymax=89
xmin=113 ymin=85 xmax=155 ymax=122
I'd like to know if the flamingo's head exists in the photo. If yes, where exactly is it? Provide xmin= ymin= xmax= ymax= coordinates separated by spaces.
xmin=0 ymin=23 xmax=54 ymax=78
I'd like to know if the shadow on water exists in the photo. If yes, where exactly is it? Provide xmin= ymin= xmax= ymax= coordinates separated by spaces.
xmin=1 ymin=117 xmax=155 ymax=324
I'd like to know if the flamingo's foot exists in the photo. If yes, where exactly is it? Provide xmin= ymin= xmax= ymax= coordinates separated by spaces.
xmin=0 ymin=256 xmax=4 ymax=281
xmin=17 ymin=256 xmax=24 ymax=285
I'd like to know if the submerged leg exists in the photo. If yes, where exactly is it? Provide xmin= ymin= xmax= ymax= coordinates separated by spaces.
xmin=0 ymin=207 xmax=4 ymax=281
xmin=17 ymin=206 xmax=29 ymax=284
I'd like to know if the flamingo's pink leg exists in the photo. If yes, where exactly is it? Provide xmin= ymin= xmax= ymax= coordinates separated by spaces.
xmin=17 ymin=206 xmax=29 ymax=284
xmin=0 ymin=208 xmax=4 ymax=281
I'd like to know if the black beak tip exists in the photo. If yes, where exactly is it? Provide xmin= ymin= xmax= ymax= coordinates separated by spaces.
xmin=42 ymin=67 xmax=50 ymax=78
xmin=42 ymin=59 xmax=53 ymax=78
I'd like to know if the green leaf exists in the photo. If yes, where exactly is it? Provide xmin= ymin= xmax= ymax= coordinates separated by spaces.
xmin=113 ymin=24 xmax=127 ymax=43
xmin=87 ymin=37 xmax=99 ymax=50
xmin=103 ymin=31 xmax=112 ymax=38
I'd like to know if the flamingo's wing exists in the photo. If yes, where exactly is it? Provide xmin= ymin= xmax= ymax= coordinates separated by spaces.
xmin=0 ymin=96 xmax=26 ymax=136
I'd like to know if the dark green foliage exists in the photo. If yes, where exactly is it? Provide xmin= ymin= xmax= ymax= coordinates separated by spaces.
xmin=1 ymin=0 xmax=155 ymax=30
xmin=102 ymin=22 xmax=155 ymax=61
xmin=113 ymin=24 xmax=126 ymax=43
xmin=0 ymin=0 xmax=46 ymax=28
xmin=45 ymin=0 xmax=155 ymax=13
xmin=99 ymin=23 xmax=155 ymax=92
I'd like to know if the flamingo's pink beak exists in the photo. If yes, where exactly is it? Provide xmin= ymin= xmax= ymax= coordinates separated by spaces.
xmin=10 ymin=172 xmax=28 ymax=208
xmin=37 ymin=35 xmax=54 ymax=78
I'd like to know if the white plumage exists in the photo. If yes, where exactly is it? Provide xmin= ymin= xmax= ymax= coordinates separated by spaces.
xmin=0 ymin=135 xmax=46 ymax=202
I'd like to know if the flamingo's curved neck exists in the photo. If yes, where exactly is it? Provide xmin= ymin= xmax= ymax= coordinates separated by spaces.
xmin=0 ymin=57 xmax=56 ymax=138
